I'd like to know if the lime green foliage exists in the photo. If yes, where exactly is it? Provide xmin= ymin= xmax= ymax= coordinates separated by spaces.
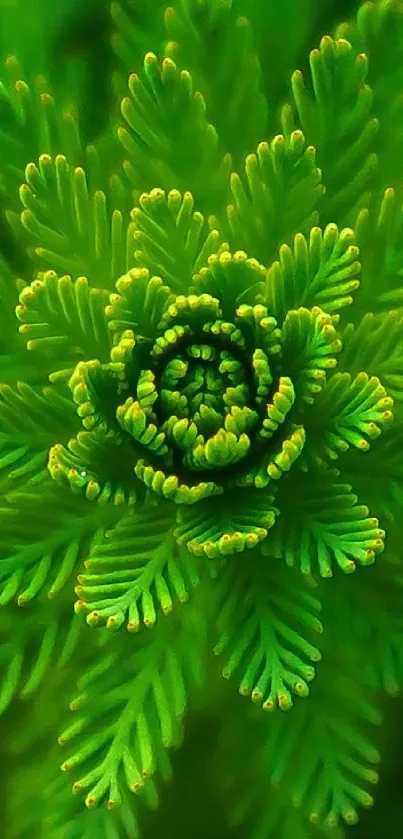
xmin=1 ymin=1 xmax=403 ymax=838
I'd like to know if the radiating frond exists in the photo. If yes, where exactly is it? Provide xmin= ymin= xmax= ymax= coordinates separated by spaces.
xmin=0 ymin=256 xmax=40 ymax=381
xmin=75 ymin=501 xmax=199 ymax=630
xmin=0 ymin=484 xmax=119 ymax=604
xmin=354 ymin=186 xmax=403 ymax=309
xmin=280 ymin=306 xmax=342 ymax=406
xmin=227 ymin=128 xmax=324 ymax=267
xmin=343 ymin=417 xmax=403 ymax=519
xmin=0 ymin=55 xmax=84 ymax=211
xmin=342 ymin=310 xmax=403 ymax=401
xmin=106 ymin=264 xmax=173 ymax=339
xmin=118 ymin=53 xmax=231 ymax=214
xmin=7 ymin=154 xmax=134 ymax=287
xmin=130 ymin=187 xmax=226 ymax=291
xmin=58 ymin=597 xmax=207 ymax=808
xmin=0 ymin=381 xmax=79 ymax=490
xmin=265 ymin=224 xmax=361 ymax=325
xmin=163 ymin=0 xmax=268 ymax=165
xmin=16 ymin=271 xmax=111 ymax=383
xmin=336 ymin=0 xmax=403 ymax=192
xmin=0 ymin=597 xmax=82 ymax=716
xmin=213 ymin=557 xmax=322 ymax=710
xmin=246 ymin=656 xmax=381 ymax=827
xmin=175 ymin=487 xmax=278 ymax=558
xmin=314 ymin=371 xmax=393 ymax=458
xmin=290 ymin=36 xmax=378 ymax=227
xmin=265 ymin=474 xmax=385 ymax=576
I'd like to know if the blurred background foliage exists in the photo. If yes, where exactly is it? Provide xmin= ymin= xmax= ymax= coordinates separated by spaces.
xmin=1 ymin=0 xmax=402 ymax=837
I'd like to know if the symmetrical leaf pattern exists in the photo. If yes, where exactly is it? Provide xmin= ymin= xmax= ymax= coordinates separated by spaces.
xmin=1 ymin=1 xmax=403 ymax=838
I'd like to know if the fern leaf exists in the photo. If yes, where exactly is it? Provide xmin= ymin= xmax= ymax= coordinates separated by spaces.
xmin=175 ymin=487 xmax=278 ymax=558
xmin=219 ymin=714 xmax=347 ymax=839
xmin=213 ymin=557 xmax=322 ymax=710
xmin=48 ymin=426 xmax=142 ymax=507
xmin=0 ymin=381 xmax=79 ymax=490
xmin=58 ymin=598 xmax=207 ymax=808
xmin=192 ymin=247 xmax=266 ymax=315
xmin=118 ymin=53 xmax=231 ymax=214
xmin=290 ymin=36 xmax=378 ymax=226
xmin=265 ymin=474 xmax=385 ymax=577
xmin=106 ymin=264 xmax=173 ymax=339
xmin=0 ymin=485 xmax=119 ymax=604
xmin=0 ymin=598 xmax=82 ymax=716
xmin=75 ymin=501 xmax=200 ymax=631
xmin=314 ymin=370 xmax=393 ymax=458
xmin=247 ymin=657 xmax=381 ymax=827
xmin=336 ymin=0 xmax=403 ymax=192
xmin=0 ymin=55 xmax=84 ymax=210
xmin=6 ymin=695 xmax=146 ymax=839
xmin=227 ymin=126 xmax=324 ymax=267
xmin=265 ymin=224 xmax=361 ymax=325
xmin=0 ymin=256 xmax=39 ymax=382
xmin=342 ymin=310 xmax=403 ymax=401
xmin=354 ymin=186 xmax=403 ymax=309
xmin=16 ymin=270 xmax=111 ymax=383
xmin=163 ymin=0 xmax=268 ymax=166
xmin=7 ymin=154 xmax=134 ymax=286
xmin=280 ymin=306 xmax=342 ymax=406
xmin=111 ymin=0 xmax=167 ymax=77
xmin=323 ymin=553 xmax=403 ymax=697
xmin=130 ymin=187 xmax=226 ymax=291
xmin=343 ymin=418 xmax=403 ymax=519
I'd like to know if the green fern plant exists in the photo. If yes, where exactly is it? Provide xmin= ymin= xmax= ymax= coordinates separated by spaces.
xmin=1 ymin=1 xmax=403 ymax=837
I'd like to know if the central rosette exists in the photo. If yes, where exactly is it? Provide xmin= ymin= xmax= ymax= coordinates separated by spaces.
xmin=157 ymin=339 xmax=256 ymax=467
xmin=45 ymin=244 xmax=356 ymax=557
xmin=115 ymin=293 xmax=304 ymax=504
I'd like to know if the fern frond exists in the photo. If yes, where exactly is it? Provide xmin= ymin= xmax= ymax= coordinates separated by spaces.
xmin=213 ymin=557 xmax=322 ymax=710
xmin=0 ymin=485 xmax=119 ymax=604
xmin=336 ymin=0 xmax=403 ymax=192
xmin=117 ymin=53 xmax=231 ymax=213
xmin=290 ymin=36 xmax=378 ymax=226
xmin=192 ymin=247 xmax=266 ymax=313
xmin=0 ymin=596 xmax=82 ymax=716
xmin=58 ymin=597 xmax=207 ymax=808
xmin=314 ymin=370 xmax=393 ymax=458
xmin=246 ymin=657 xmax=380 ymax=827
xmin=7 ymin=154 xmax=134 ymax=286
xmin=106 ymin=264 xmax=173 ymax=338
xmin=0 ymin=381 xmax=79 ymax=490
xmin=111 ymin=0 xmax=167 ymax=77
xmin=130 ymin=187 xmax=225 ymax=291
xmin=342 ymin=310 xmax=403 ymax=401
xmin=323 ymin=553 xmax=403 ymax=696
xmin=0 ymin=256 xmax=39 ymax=381
xmin=175 ymin=487 xmax=278 ymax=558
xmin=4 ymin=663 xmax=147 ymax=839
xmin=75 ymin=501 xmax=200 ymax=631
xmin=354 ymin=186 xmax=403 ymax=309
xmin=226 ymin=128 xmax=324 ymax=267
xmin=265 ymin=474 xmax=385 ymax=577
xmin=265 ymin=224 xmax=361 ymax=325
xmin=0 ymin=56 xmax=84 ymax=211
xmin=15 ymin=270 xmax=112 ymax=384
xmin=228 ymin=764 xmax=347 ymax=839
xmin=343 ymin=418 xmax=403 ymax=518
xmin=213 ymin=673 xmax=347 ymax=839
xmin=163 ymin=0 xmax=268 ymax=166
xmin=280 ymin=306 xmax=342 ymax=406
